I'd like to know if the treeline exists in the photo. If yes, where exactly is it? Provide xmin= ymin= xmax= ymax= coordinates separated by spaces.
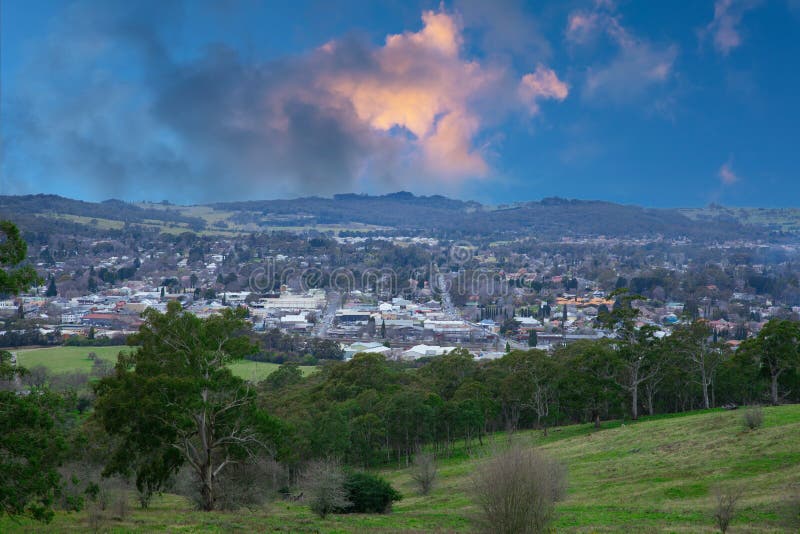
xmin=261 ymin=319 xmax=800 ymax=468
xmin=246 ymin=328 xmax=344 ymax=364
xmin=0 ymin=328 xmax=62 ymax=348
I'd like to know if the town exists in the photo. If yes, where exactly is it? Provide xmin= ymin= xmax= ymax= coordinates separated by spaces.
xmin=4 ymin=204 xmax=797 ymax=364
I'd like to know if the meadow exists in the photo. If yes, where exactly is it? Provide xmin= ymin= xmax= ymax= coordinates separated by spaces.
xmin=15 ymin=345 xmax=316 ymax=382
xmin=2 ymin=404 xmax=798 ymax=532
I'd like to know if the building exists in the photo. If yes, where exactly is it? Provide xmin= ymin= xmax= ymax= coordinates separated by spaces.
xmin=401 ymin=344 xmax=455 ymax=360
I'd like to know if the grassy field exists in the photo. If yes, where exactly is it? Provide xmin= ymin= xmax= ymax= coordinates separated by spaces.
xmin=14 ymin=345 xmax=317 ymax=382
xmin=227 ymin=360 xmax=318 ymax=382
xmin=2 ymin=405 xmax=798 ymax=532
xmin=15 ymin=346 xmax=133 ymax=374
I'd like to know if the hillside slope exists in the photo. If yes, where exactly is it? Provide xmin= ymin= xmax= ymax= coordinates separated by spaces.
xmin=3 ymin=405 xmax=798 ymax=532
xmin=1 ymin=192 xmax=782 ymax=241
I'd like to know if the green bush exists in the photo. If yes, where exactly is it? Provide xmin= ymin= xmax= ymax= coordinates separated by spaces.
xmin=341 ymin=472 xmax=402 ymax=514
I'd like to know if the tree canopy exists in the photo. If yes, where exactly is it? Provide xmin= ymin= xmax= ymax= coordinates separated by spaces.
xmin=93 ymin=302 xmax=283 ymax=511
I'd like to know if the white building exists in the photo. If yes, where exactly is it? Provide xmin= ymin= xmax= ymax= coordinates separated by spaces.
xmin=401 ymin=344 xmax=456 ymax=361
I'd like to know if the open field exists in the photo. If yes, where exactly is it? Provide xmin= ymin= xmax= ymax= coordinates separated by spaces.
xmin=15 ymin=346 xmax=133 ymax=374
xmin=14 ymin=345 xmax=317 ymax=382
xmin=227 ymin=360 xmax=318 ymax=382
xmin=3 ymin=405 xmax=798 ymax=532
xmin=680 ymin=207 xmax=800 ymax=234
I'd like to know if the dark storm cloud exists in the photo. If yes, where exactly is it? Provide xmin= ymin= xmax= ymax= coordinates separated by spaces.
xmin=2 ymin=0 xmax=566 ymax=202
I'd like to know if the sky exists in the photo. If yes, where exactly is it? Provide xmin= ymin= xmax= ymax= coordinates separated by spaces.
xmin=1 ymin=0 xmax=799 ymax=207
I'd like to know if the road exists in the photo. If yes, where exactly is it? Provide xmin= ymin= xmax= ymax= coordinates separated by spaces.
xmin=313 ymin=291 xmax=340 ymax=337
xmin=436 ymin=272 xmax=458 ymax=319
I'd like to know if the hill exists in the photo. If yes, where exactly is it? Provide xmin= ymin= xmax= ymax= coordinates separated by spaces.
xmin=4 ymin=405 xmax=798 ymax=532
xmin=3 ymin=192 xmax=794 ymax=242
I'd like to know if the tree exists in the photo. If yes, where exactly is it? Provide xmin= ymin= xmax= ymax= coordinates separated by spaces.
xmin=558 ymin=340 xmax=620 ymax=428
xmin=0 ymin=353 xmax=69 ymax=522
xmin=380 ymin=319 xmax=386 ymax=339
xmin=528 ymin=330 xmax=538 ymax=348
xmin=0 ymin=223 xmax=63 ymax=522
xmin=93 ymin=302 xmax=281 ymax=511
xmin=0 ymin=221 xmax=40 ymax=295
xmin=505 ymin=341 xmax=511 ymax=353
xmin=671 ymin=321 xmax=724 ymax=409
xmin=411 ymin=452 xmax=437 ymax=495
xmin=739 ymin=319 xmax=800 ymax=405
xmin=45 ymin=276 xmax=58 ymax=297
xmin=598 ymin=289 xmax=660 ymax=420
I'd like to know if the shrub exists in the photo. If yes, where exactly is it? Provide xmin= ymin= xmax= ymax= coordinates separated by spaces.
xmin=411 ymin=452 xmax=437 ymax=495
xmin=341 ymin=472 xmax=402 ymax=514
xmin=175 ymin=458 xmax=285 ymax=511
xmin=301 ymin=460 xmax=351 ymax=519
xmin=742 ymin=405 xmax=764 ymax=430
xmin=713 ymin=485 xmax=743 ymax=533
xmin=471 ymin=446 xmax=567 ymax=534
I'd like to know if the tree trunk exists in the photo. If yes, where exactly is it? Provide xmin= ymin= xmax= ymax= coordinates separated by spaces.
xmin=700 ymin=366 xmax=710 ymax=409
xmin=771 ymin=373 xmax=779 ymax=405
xmin=200 ymin=463 xmax=214 ymax=511
xmin=631 ymin=384 xmax=639 ymax=420
xmin=593 ymin=412 xmax=601 ymax=429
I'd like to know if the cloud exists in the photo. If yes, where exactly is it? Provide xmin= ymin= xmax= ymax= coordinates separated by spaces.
xmin=703 ymin=0 xmax=762 ymax=56
xmin=566 ymin=3 xmax=677 ymax=103
xmin=718 ymin=161 xmax=739 ymax=184
xmin=2 ymin=2 xmax=566 ymax=201
xmin=518 ymin=65 xmax=570 ymax=114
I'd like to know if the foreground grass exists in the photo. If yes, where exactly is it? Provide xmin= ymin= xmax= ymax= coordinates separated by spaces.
xmin=15 ymin=346 xmax=317 ymax=382
xmin=3 ymin=405 xmax=798 ymax=532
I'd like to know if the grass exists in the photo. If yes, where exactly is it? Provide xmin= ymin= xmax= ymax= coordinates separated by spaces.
xmin=3 ymin=405 xmax=799 ymax=532
xmin=15 ymin=345 xmax=317 ymax=382
xmin=227 ymin=360 xmax=318 ymax=382
xmin=15 ymin=346 xmax=133 ymax=374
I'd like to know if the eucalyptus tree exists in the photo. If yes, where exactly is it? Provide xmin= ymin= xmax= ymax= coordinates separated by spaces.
xmin=599 ymin=289 xmax=662 ymax=420
xmin=738 ymin=319 xmax=800 ymax=405
xmin=94 ymin=302 xmax=281 ymax=511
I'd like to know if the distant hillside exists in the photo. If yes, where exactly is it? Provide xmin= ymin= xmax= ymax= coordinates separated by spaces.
xmin=0 ymin=194 xmax=206 ymax=239
xmin=1 ymin=192 xmax=795 ymax=242
xmin=211 ymin=193 xmax=757 ymax=241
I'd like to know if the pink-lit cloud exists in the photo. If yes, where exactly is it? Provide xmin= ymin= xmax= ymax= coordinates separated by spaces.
xmin=317 ymin=9 xmax=566 ymax=181
xmin=519 ymin=65 xmax=570 ymax=114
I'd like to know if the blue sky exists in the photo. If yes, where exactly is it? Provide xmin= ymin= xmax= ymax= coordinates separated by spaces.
xmin=1 ymin=0 xmax=799 ymax=206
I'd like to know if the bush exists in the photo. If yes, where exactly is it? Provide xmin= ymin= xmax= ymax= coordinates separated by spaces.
xmin=713 ymin=484 xmax=743 ymax=533
xmin=339 ymin=472 xmax=402 ymax=514
xmin=742 ymin=405 xmax=764 ymax=430
xmin=175 ymin=458 xmax=285 ymax=511
xmin=411 ymin=452 xmax=437 ymax=495
xmin=471 ymin=446 xmax=567 ymax=534
xmin=301 ymin=460 xmax=351 ymax=519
